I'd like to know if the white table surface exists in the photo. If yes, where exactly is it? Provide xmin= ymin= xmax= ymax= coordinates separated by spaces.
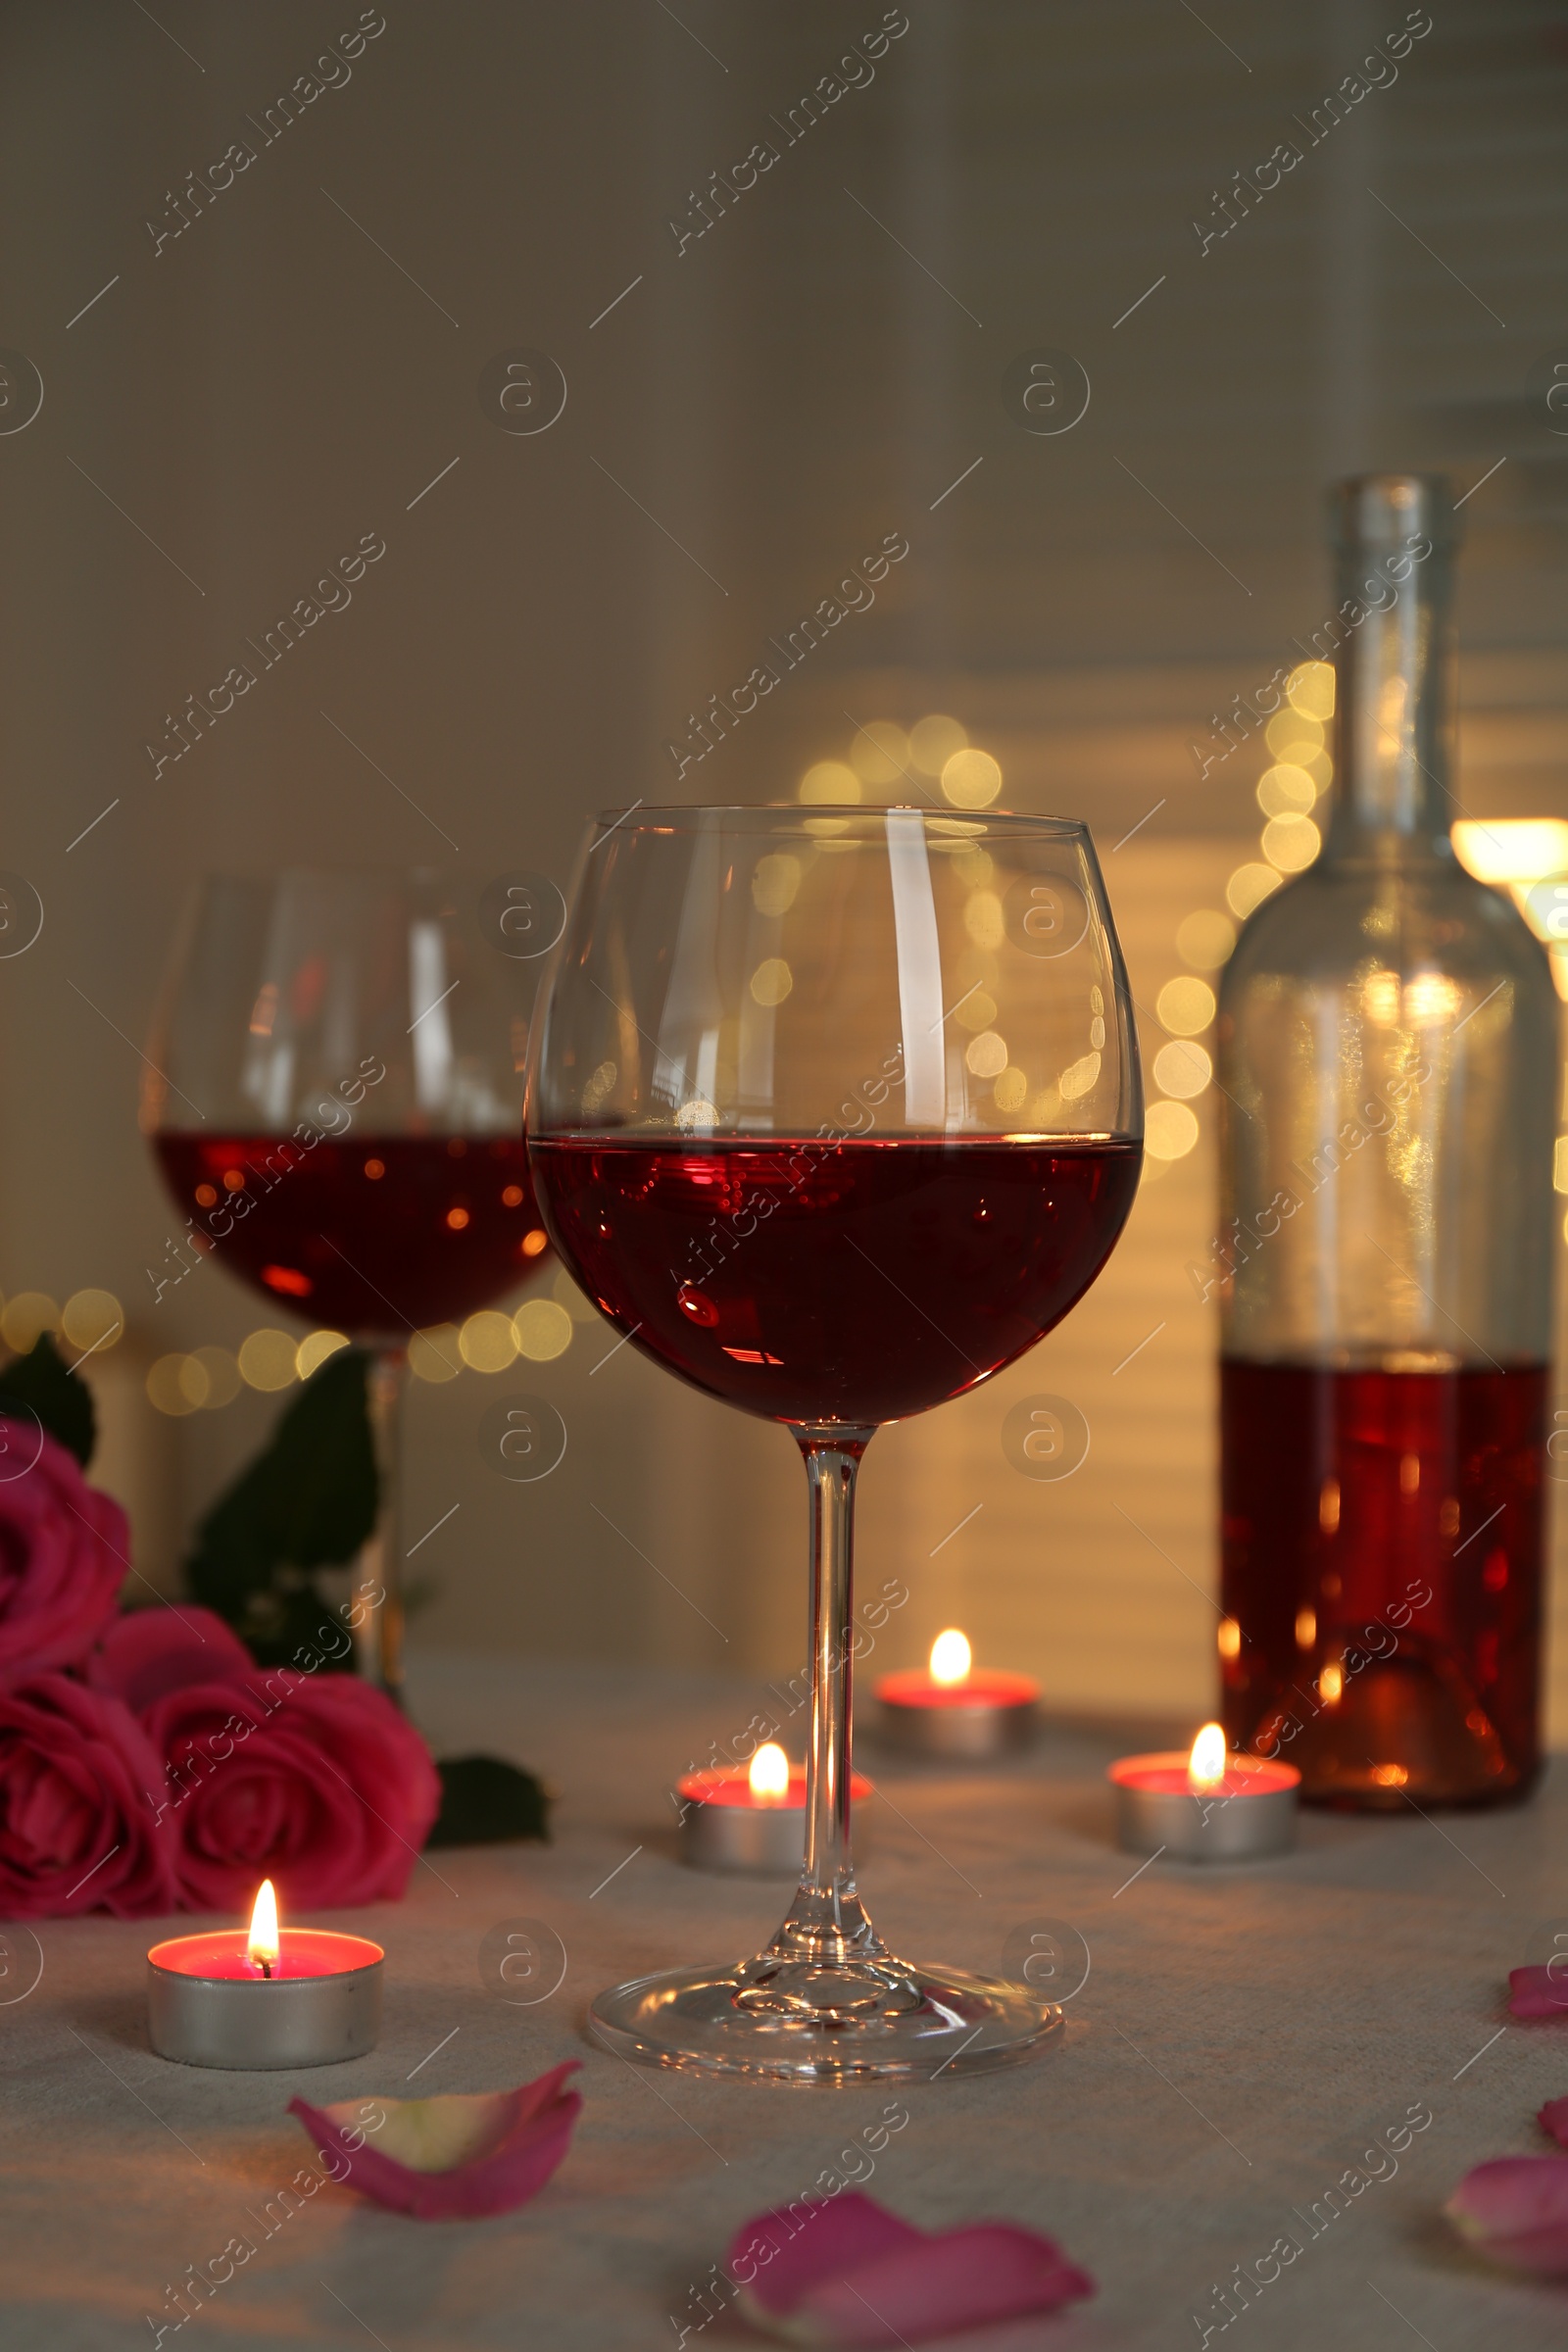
xmin=3 ymin=1650 xmax=1566 ymax=2351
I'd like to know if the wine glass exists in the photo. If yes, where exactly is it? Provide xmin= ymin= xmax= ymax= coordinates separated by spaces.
xmin=527 ymin=804 xmax=1142 ymax=2082
xmin=144 ymin=870 xmax=555 ymax=1690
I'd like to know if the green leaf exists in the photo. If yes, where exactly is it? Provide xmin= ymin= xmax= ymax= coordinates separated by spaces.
xmin=0 ymin=1333 xmax=95 ymax=1466
xmin=185 ymin=1348 xmax=378 ymax=1666
xmin=426 ymin=1754 xmax=551 ymax=1847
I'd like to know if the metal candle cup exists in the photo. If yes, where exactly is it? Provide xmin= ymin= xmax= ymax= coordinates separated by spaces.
xmin=873 ymin=1669 xmax=1039 ymax=1760
xmin=147 ymin=1926 xmax=384 ymax=2070
xmin=1108 ymin=1750 xmax=1300 ymax=1862
xmin=676 ymin=1766 xmax=873 ymax=1874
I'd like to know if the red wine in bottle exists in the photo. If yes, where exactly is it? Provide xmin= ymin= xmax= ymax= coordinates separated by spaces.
xmin=1214 ymin=476 xmax=1555 ymax=1807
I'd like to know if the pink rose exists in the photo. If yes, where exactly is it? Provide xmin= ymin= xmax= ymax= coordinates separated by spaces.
xmin=98 ymin=1607 xmax=441 ymax=1912
xmin=0 ymin=1425 xmax=128 ymax=1681
xmin=0 ymin=1672 xmax=175 ymax=1917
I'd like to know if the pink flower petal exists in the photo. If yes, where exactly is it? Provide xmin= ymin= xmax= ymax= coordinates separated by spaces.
xmin=733 ymin=2194 xmax=925 ymax=2318
xmin=288 ymin=2062 xmax=581 ymax=2220
xmin=90 ymin=1605 xmax=254 ymax=1711
xmin=0 ymin=1436 xmax=129 ymax=1682
xmin=1509 ymin=1966 xmax=1568 ymax=2020
xmin=1540 ymin=2095 xmax=1568 ymax=2148
xmin=1446 ymin=2156 xmax=1568 ymax=2277
xmin=727 ymin=2192 xmax=1094 ymax=2347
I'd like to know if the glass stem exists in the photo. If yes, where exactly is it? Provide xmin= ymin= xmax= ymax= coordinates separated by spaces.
xmin=771 ymin=1425 xmax=883 ymax=1969
xmin=353 ymin=1348 xmax=407 ymax=1700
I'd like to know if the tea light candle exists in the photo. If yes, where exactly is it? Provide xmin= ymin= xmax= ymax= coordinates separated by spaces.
xmin=873 ymin=1630 xmax=1039 ymax=1760
xmin=147 ymin=1880 xmax=383 ymax=2070
xmin=677 ymin=1744 xmax=873 ymax=1873
xmin=1109 ymin=1723 xmax=1299 ymax=1862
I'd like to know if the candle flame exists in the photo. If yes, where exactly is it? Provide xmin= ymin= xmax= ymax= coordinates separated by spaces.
xmin=929 ymin=1628 xmax=971 ymax=1687
xmin=247 ymin=1879 xmax=279 ymax=1975
xmin=1188 ymin=1722 xmax=1228 ymax=1790
xmin=749 ymin=1743 xmax=791 ymax=1804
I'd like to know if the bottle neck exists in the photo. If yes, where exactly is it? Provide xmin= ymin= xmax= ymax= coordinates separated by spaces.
xmin=1322 ymin=531 xmax=1456 ymax=860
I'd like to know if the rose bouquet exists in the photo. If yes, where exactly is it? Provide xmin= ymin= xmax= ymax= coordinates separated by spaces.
xmin=0 ymin=1415 xmax=438 ymax=1920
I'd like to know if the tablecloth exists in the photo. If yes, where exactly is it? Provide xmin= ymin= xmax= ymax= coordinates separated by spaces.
xmin=4 ymin=1651 xmax=1566 ymax=2350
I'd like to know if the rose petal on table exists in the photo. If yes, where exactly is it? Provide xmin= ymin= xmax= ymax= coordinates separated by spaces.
xmin=1539 ymin=2095 xmax=1568 ymax=2148
xmin=288 ymin=2062 xmax=581 ymax=2220
xmin=728 ymin=2192 xmax=1094 ymax=2346
xmin=1446 ymin=2155 xmax=1568 ymax=2276
xmin=731 ymin=2194 xmax=925 ymax=2318
xmin=1508 ymin=1965 xmax=1568 ymax=2019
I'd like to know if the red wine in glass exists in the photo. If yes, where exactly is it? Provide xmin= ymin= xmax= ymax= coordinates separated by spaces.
xmin=157 ymin=1133 xmax=549 ymax=1336
xmin=145 ymin=869 xmax=551 ymax=1691
xmin=1220 ymin=1358 xmax=1545 ymax=1806
xmin=531 ymin=1135 xmax=1140 ymax=1424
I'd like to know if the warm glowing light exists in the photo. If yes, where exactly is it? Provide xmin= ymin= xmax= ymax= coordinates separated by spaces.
xmin=1188 ymin=1722 xmax=1228 ymax=1788
xmin=965 ymin=1029 xmax=1008 ymax=1079
xmin=62 ymin=1289 xmax=123 ymax=1354
xmin=1156 ymin=976 xmax=1216 ymax=1036
xmin=1152 ymin=1039 xmax=1211 ymax=1100
xmin=1176 ymin=909 xmax=1237 ymax=971
xmin=513 ymin=1298 xmax=573 ymax=1362
xmin=799 ymin=760 xmax=860 ymax=806
xmin=1452 ymin=818 xmax=1568 ymax=885
xmin=1296 ymin=1608 xmax=1317 ymax=1649
xmin=749 ymin=1743 xmax=791 ymax=1804
xmin=1145 ymin=1099 xmax=1200 ymax=1160
xmin=929 ymin=1629 xmax=972 ymax=1686
xmin=1225 ymin=862 xmax=1283 ymax=920
xmin=1403 ymin=973 xmax=1463 ymax=1026
xmin=1217 ymin=1616 xmax=1242 ymax=1661
xmin=247 ymin=1879 xmax=280 ymax=1975
xmin=1058 ymin=1050 xmax=1102 ymax=1102
xmin=1319 ymin=1661 xmax=1344 ymax=1704
xmin=0 ymin=1293 xmax=59 ymax=1354
xmin=752 ymin=852 xmax=803 ymax=916
xmin=1262 ymin=814 xmax=1320 ymax=872
xmin=1265 ymin=710 xmax=1322 ymax=760
xmin=147 ymin=1353 xmax=201 ymax=1416
xmin=460 ymin=1310 xmax=519 ymax=1373
xmin=1286 ymin=661 xmax=1335 ymax=721
xmin=409 ymin=1325 xmax=463 ymax=1382
xmin=848 ymin=720 xmax=909 ymax=784
xmin=1361 ymin=969 xmax=1400 ymax=1027
xmin=1257 ymin=764 xmax=1319 ymax=818
xmin=296 ymin=1329 xmax=350 ymax=1381
xmin=942 ymin=748 xmax=1003 ymax=809
xmin=750 ymin=957 xmax=794 ymax=1006
xmin=238 ymin=1328 xmax=300 ymax=1392
xmin=522 ymin=1227 xmax=550 ymax=1256
xmin=909 ymin=713 xmax=967 ymax=775
xmin=190 ymin=1346 xmax=242 ymax=1409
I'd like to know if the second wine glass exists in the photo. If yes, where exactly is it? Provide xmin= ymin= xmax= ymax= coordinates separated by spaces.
xmin=145 ymin=870 xmax=553 ymax=1688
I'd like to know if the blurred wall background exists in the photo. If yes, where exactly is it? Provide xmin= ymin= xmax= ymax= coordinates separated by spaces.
xmin=2 ymin=0 xmax=1567 ymax=1726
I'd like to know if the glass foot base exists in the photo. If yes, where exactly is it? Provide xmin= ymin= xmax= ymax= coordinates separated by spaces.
xmin=588 ymin=1951 xmax=1064 ymax=2084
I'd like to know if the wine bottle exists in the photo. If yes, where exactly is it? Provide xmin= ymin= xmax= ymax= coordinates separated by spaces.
xmin=1214 ymin=474 xmax=1556 ymax=1808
